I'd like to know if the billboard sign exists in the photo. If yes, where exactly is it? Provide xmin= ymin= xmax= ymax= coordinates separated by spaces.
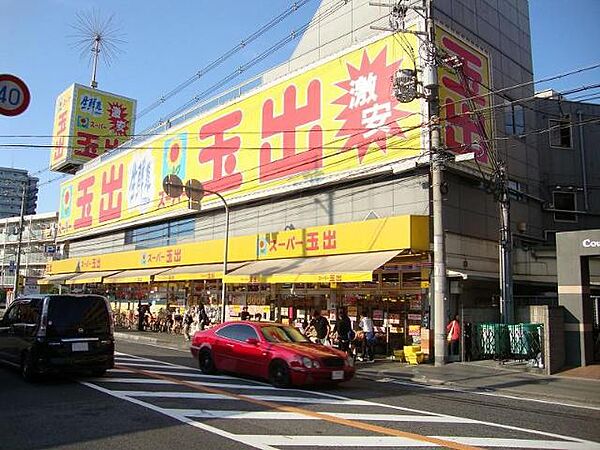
xmin=50 ymin=84 xmax=136 ymax=172
xmin=437 ymin=25 xmax=493 ymax=167
xmin=57 ymin=32 xmax=423 ymax=237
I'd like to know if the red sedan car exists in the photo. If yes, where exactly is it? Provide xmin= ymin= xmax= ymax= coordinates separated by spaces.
xmin=190 ymin=321 xmax=355 ymax=387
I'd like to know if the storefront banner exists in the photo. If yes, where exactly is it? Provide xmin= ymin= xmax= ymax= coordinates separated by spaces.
xmin=50 ymin=83 xmax=136 ymax=171
xmin=47 ymin=234 xmax=257 ymax=274
xmin=47 ymin=215 xmax=428 ymax=275
xmin=57 ymin=32 xmax=422 ymax=237
xmin=437 ymin=25 xmax=493 ymax=168
xmin=224 ymin=271 xmax=374 ymax=285
xmin=257 ymin=215 xmax=428 ymax=259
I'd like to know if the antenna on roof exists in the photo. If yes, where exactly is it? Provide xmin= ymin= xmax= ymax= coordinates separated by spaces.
xmin=70 ymin=10 xmax=126 ymax=89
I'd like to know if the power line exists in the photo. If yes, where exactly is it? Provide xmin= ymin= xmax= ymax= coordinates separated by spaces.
xmin=137 ymin=0 xmax=315 ymax=118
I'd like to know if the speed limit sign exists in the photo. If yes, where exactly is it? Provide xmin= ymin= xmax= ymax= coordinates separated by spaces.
xmin=0 ymin=74 xmax=31 ymax=116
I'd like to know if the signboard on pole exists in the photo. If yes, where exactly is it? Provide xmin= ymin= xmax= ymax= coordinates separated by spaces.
xmin=0 ymin=74 xmax=31 ymax=117
xmin=50 ymin=83 xmax=137 ymax=173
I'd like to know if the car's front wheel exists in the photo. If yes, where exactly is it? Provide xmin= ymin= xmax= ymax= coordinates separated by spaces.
xmin=269 ymin=360 xmax=290 ymax=388
xmin=198 ymin=349 xmax=216 ymax=374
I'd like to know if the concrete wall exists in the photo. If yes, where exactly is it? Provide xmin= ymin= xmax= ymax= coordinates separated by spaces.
xmin=517 ymin=305 xmax=565 ymax=375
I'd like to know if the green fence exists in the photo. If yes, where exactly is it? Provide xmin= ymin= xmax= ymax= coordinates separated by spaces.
xmin=471 ymin=323 xmax=543 ymax=361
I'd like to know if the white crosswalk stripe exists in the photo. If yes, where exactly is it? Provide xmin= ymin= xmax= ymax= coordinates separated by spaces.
xmin=80 ymin=352 xmax=600 ymax=450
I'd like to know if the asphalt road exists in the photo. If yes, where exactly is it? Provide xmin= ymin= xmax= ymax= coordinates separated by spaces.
xmin=0 ymin=340 xmax=599 ymax=450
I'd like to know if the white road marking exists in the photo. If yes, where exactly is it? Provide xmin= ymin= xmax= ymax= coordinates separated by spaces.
xmin=364 ymin=375 xmax=600 ymax=412
xmin=113 ymin=390 xmax=370 ymax=405
xmin=97 ymin=378 xmax=297 ymax=391
xmin=82 ymin=352 xmax=599 ymax=449
xmin=234 ymin=434 xmax=600 ymax=449
xmin=80 ymin=381 xmax=277 ymax=450
xmin=161 ymin=409 xmax=478 ymax=423
xmin=115 ymin=362 xmax=179 ymax=368
xmin=144 ymin=369 xmax=261 ymax=382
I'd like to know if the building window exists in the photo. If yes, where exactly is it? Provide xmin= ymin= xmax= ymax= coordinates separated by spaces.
xmin=124 ymin=217 xmax=195 ymax=249
xmin=549 ymin=118 xmax=572 ymax=148
xmin=508 ymin=179 xmax=526 ymax=202
xmin=504 ymin=103 xmax=525 ymax=135
xmin=552 ymin=191 xmax=577 ymax=222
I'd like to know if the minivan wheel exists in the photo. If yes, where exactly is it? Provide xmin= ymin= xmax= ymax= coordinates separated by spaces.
xmin=198 ymin=349 xmax=216 ymax=374
xmin=20 ymin=353 xmax=38 ymax=382
xmin=269 ymin=360 xmax=290 ymax=388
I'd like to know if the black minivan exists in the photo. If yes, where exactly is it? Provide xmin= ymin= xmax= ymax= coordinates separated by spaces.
xmin=0 ymin=294 xmax=114 ymax=381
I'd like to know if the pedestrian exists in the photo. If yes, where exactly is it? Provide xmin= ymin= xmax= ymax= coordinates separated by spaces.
xmin=446 ymin=315 xmax=461 ymax=357
xmin=183 ymin=307 xmax=194 ymax=341
xmin=240 ymin=305 xmax=251 ymax=321
xmin=198 ymin=302 xmax=210 ymax=330
xmin=359 ymin=313 xmax=375 ymax=362
xmin=137 ymin=300 xmax=145 ymax=331
xmin=464 ymin=321 xmax=473 ymax=361
xmin=333 ymin=308 xmax=353 ymax=353
xmin=254 ymin=312 xmax=262 ymax=321
xmin=307 ymin=310 xmax=330 ymax=345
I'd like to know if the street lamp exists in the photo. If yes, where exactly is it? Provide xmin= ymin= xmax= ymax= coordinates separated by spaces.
xmin=162 ymin=175 xmax=230 ymax=323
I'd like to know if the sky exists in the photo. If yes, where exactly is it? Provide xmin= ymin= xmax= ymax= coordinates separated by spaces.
xmin=1 ymin=0 xmax=599 ymax=214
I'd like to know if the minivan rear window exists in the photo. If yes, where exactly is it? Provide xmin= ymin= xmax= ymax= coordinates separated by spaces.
xmin=47 ymin=296 xmax=110 ymax=337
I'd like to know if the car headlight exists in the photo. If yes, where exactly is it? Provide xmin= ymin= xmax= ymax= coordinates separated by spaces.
xmin=301 ymin=357 xmax=320 ymax=368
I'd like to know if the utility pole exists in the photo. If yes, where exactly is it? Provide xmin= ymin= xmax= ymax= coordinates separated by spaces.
xmin=12 ymin=183 xmax=27 ymax=300
xmin=423 ymin=0 xmax=448 ymax=366
xmin=498 ymin=165 xmax=514 ymax=324
xmin=377 ymin=0 xmax=447 ymax=364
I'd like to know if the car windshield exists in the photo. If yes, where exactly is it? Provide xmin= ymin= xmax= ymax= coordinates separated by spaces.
xmin=261 ymin=325 xmax=309 ymax=343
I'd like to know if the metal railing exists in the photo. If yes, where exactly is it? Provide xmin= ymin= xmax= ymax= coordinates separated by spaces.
xmin=469 ymin=323 xmax=544 ymax=364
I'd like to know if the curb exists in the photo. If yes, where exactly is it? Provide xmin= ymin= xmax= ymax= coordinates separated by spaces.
xmin=114 ymin=332 xmax=187 ymax=350
xmin=356 ymin=369 xmax=600 ymax=409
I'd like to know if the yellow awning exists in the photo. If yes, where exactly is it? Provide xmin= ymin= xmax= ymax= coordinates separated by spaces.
xmin=224 ymin=250 xmax=400 ymax=284
xmin=66 ymin=270 xmax=121 ymax=285
xmin=153 ymin=263 xmax=248 ymax=282
xmin=102 ymin=268 xmax=170 ymax=284
xmin=37 ymin=273 xmax=77 ymax=285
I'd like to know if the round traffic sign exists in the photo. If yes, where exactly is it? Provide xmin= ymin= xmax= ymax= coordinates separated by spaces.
xmin=0 ymin=74 xmax=31 ymax=116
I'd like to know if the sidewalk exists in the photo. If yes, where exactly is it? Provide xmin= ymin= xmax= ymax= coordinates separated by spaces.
xmin=115 ymin=329 xmax=600 ymax=408
xmin=358 ymin=359 xmax=600 ymax=408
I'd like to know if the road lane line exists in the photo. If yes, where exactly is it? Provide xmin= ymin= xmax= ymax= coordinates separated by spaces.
xmin=160 ymin=409 xmax=478 ymax=423
xmin=109 ymin=390 xmax=370 ymax=404
xmin=232 ymin=435 xmax=600 ymax=449
xmin=117 ymin=364 xmax=482 ymax=450
xmin=110 ymin=353 xmax=599 ymax=447
xmin=115 ymin=362 xmax=179 ymax=368
xmin=362 ymin=375 xmax=600 ymax=412
xmin=79 ymin=381 xmax=277 ymax=450
xmin=97 ymin=378 xmax=305 ymax=391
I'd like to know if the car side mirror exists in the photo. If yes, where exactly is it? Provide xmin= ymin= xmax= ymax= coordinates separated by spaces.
xmin=246 ymin=337 xmax=259 ymax=346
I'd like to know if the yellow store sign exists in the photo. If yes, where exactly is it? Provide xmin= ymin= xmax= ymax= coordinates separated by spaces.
xmin=46 ymin=215 xmax=428 ymax=275
xmin=50 ymin=83 xmax=136 ymax=172
xmin=57 ymin=32 xmax=422 ymax=237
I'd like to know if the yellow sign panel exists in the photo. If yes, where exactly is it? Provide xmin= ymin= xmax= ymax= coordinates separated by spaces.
xmin=437 ymin=25 xmax=492 ymax=168
xmin=224 ymin=271 xmax=374 ymax=285
xmin=50 ymin=83 xmax=136 ymax=172
xmin=257 ymin=215 xmax=428 ymax=259
xmin=50 ymin=87 xmax=74 ymax=169
xmin=57 ymin=33 xmax=422 ymax=237
xmin=47 ymin=215 xmax=428 ymax=275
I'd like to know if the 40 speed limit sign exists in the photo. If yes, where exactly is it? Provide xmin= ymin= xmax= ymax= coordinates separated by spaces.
xmin=0 ymin=74 xmax=31 ymax=116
